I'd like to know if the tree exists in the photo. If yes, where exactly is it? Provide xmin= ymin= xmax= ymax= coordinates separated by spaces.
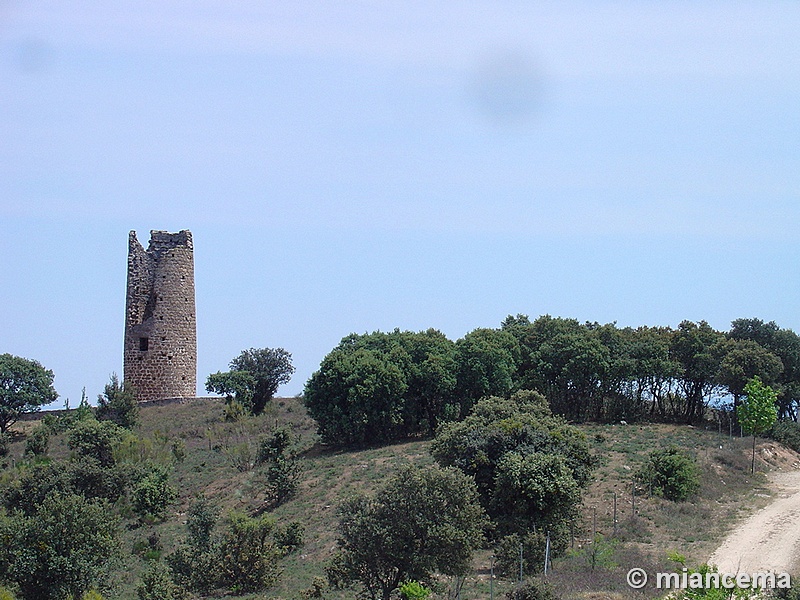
xmin=304 ymin=347 xmax=408 ymax=446
xmin=454 ymin=328 xmax=519 ymax=413
xmin=229 ymin=348 xmax=295 ymax=414
xmin=729 ymin=318 xmax=800 ymax=420
xmin=305 ymin=330 xmax=459 ymax=446
xmin=96 ymin=373 xmax=139 ymax=429
xmin=0 ymin=493 xmax=121 ymax=600
xmin=717 ymin=339 xmax=783 ymax=409
xmin=431 ymin=390 xmax=593 ymax=560
xmin=327 ymin=464 xmax=486 ymax=600
xmin=670 ymin=321 xmax=726 ymax=423
xmin=738 ymin=376 xmax=779 ymax=474
xmin=205 ymin=370 xmax=255 ymax=415
xmin=0 ymin=354 xmax=58 ymax=433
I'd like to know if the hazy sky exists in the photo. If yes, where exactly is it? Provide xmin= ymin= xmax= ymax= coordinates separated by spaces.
xmin=2 ymin=1 xmax=799 ymax=405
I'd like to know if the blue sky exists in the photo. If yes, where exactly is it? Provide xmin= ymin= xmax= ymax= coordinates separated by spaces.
xmin=1 ymin=1 xmax=799 ymax=405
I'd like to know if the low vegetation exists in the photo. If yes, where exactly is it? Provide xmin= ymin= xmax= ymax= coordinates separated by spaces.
xmin=0 ymin=394 xmax=787 ymax=600
xmin=1 ymin=313 xmax=799 ymax=598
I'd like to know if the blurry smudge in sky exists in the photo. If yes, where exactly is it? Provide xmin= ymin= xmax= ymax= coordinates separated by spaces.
xmin=14 ymin=37 xmax=53 ymax=73
xmin=467 ymin=49 xmax=543 ymax=125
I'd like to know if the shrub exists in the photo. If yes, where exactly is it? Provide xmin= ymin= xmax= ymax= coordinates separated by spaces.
xmin=505 ymin=579 xmax=560 ymax=600
xmin=300 ymin=576 xmax=327 ymax=599
xmin=96 ymin=374 xmax=139 ymax=429
xmin=171 ymin=438 xmax=186 ymax=463
xmin=216 ymin=512 xmax=280 ymax=594
xmin=274 ymin=521 xmax=304 ymax=556
xmin=255 ymin=427 xmax=294 ymax=466
xmin=167 ymin=495 xmax=220 ymax=594
xmin=327 ymin=465 xmax=485 ymax=600
xmin=24 ymin=425 xmax=49 ymax=457
xmin=637 ymin=446 xmax=700 ymax=501
xmin=224 ymin=442 xmax=253 ymax=472
xmin=223 ymin=399 xmax=247 ymax=422
xmin=0 ymin=432 xmax=10 ymax=458
xmin=399 ymin=580 xmax=432 ymax=599
xmin=770 ymin=420 xmax=800 ymax=454
xmin=131 ymin=465 xmax=178 ymax=520
xmin=0 ymin=492 xmax=121 ymax=600
xmin=137 ymin=561 xmax=184 ymax=600
xmin=495 ymin=531 xmax=547 ymax=578
xmin=68 ymin=419 xmax=123 ymax=468
xmin=257 ymin=427 xmax=300 ymax=508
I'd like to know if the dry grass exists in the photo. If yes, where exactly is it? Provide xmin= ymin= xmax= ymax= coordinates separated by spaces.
xmin=6 ymin=402 xmax=795 ymax=600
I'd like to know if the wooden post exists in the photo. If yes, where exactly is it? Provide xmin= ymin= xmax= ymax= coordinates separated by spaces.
xmin=544 ymin=531 xmax=551 ymax=575
xmin=490 ymin=554 xmax=495 ymax=600
xmin=613 ymin=492 xmax=617 ymax=536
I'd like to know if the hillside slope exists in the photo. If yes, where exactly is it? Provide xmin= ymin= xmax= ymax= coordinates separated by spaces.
xmin=8 ymin=398 xmax=796 ymax=599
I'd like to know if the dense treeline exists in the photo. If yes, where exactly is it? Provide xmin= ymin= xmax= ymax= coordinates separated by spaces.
xmin=304 ymin=316 xmax=800 ymax=446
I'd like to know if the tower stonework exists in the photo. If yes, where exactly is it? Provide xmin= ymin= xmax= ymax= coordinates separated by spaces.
xmin=124 ymin=230 xmax=197 ymax=402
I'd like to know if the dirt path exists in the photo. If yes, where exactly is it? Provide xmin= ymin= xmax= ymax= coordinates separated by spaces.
xmin=709 ymin=469 xmax=800 ymax=574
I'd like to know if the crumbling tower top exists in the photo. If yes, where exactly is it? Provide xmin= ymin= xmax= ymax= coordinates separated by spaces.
xmin=123 ymin=230 xmax=196 ymax=402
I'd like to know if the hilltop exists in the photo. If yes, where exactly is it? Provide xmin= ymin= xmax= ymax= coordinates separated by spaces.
xmin=5 ymin=397 xmax=798 ymax=600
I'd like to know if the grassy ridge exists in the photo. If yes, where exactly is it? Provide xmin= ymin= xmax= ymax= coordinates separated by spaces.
xmin=7 ymin=398 xmax=792 ymax=599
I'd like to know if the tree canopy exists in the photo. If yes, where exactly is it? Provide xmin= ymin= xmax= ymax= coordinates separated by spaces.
xmin=327 ymin=464 xmax=486 ymax=600
xmin=431 ymin=390 xmax=594 ymax=544
xmin=304 ymin=329 xmax=464 ymax=446
xmin=738 ymin=376 xmax=779 ymax=473
xmin=0 ymin=354 xmax=58 ymax=433
xmin=304 ymin=316 xmax=800 ymax=444
xmin=207 ymin=348 xmax=295 ymax=415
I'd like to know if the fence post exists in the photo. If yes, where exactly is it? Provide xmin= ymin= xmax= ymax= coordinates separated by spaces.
xmin=544 ymin=531 xmax=551 ymax=576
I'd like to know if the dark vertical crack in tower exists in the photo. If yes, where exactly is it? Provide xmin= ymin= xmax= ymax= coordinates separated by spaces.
xmin=124 ymin=230 xmax=197 ymax=402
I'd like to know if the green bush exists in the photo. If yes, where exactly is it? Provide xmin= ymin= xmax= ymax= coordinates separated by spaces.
xmin=274 ymin=521 xmax=304 ymax=556
xmin=299 ymin=576 xmax=327 ymax=599
xmin=167 ymin=496 xmax=219 ymax=592
xmin=0 ymin=586 xmax=15 ymax=600
xmin=0 ymin=432 xmax=10 ymax=458
xmin=0 ymin=492 xmax=121 ymax=600
xmin=137 ymin=561 xmax=184 ymax=600
xmin=171 ymin=439 xmax=186 ymax=463
xmin=131 ymin=465 xmax=178 ymax=520
xmin=505 ymin=579 xmax=560 ymax=600
xmin=770 ymin=420 xmax=800 ymax=454
xmin=68 ymin=419 xmax=123 ymax=468
xmin=24 ymin=425 xmax=49 ymax=457
xmin=256 ymin=427 xmax=300 ymax=508
xmin=637 ymin=446 xmax=700 ymax=501
xmin=96 ymin=374 xmax=139 ymax=430
xmin=495 ymin=531 xmax=547 ymax=578
xmin=399 ymin=580 xmax=432 ymax=599
xmin=169 ymin=503 xmax=281 ymax=595
xmin=216 ymin=512 xmax=280 ymax=594
xmin=1 ymin=458 xmax=138 ymax=514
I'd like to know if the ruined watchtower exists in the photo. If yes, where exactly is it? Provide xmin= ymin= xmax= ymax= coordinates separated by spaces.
xmin=124 ymin=230 xmax=197 ymax=402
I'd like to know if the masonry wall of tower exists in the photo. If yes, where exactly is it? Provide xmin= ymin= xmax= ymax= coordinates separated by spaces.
xmin=124 ymin=230 xmax=197 ymax=402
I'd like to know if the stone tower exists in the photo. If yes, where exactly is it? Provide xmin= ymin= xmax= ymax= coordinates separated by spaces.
xmin=124 ymin=230 xmax=197 ymax=402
